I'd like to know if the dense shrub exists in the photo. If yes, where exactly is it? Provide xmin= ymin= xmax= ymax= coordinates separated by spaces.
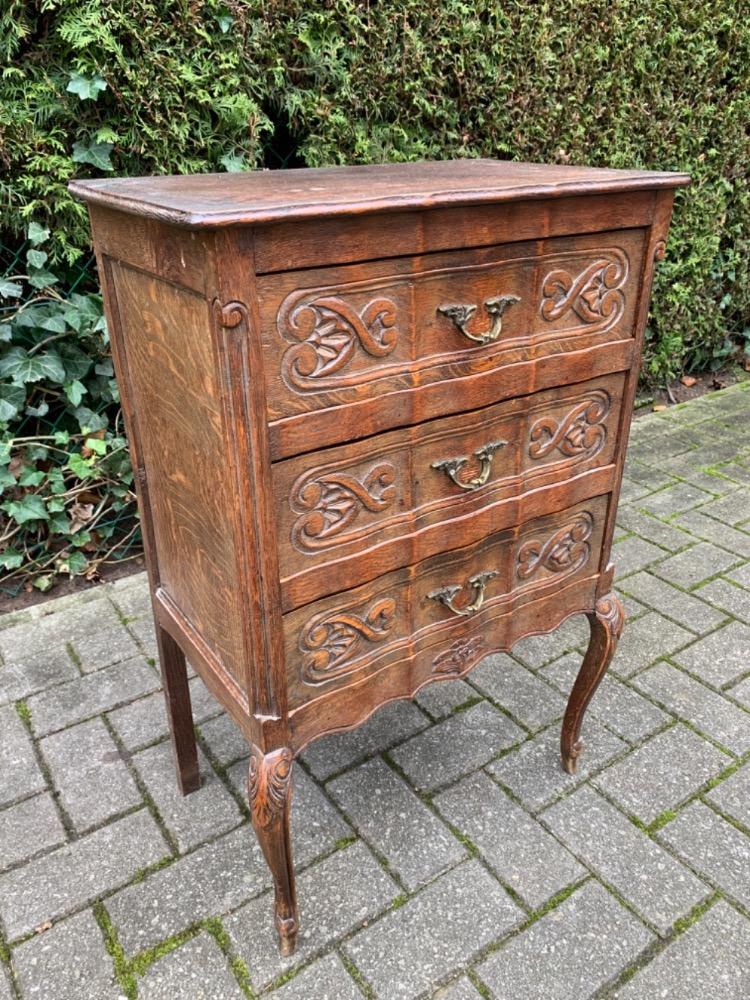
xmin=1 ymin=2 xmax=749 ymax=589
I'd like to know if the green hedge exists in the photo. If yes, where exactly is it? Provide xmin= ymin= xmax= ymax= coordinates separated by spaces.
xmin=3 ymin=1 xmax=750 ymax=378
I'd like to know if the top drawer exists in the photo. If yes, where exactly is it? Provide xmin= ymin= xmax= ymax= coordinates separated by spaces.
xmin=258 ymin=227 xmax=647 ymax=456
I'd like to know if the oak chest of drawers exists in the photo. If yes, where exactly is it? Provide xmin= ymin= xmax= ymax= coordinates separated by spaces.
xmin=71 ymin=159 xmax=689 ymax=955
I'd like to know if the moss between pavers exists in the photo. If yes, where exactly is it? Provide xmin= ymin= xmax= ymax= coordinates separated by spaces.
xmin=203 ymin=917 xmax=254 ymax=999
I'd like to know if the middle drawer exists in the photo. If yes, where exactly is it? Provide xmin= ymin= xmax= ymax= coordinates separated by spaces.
xmin=274 ymin=371 xmax=624 ymax=610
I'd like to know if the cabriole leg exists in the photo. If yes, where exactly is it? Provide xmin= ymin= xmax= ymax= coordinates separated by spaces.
xmin=248 ymin=745 xmax=298 ymax=956
xmin=561 ymin=592 xmax=625 ymax=775
xmin=156 ymin=624 xmax=200 ymax=795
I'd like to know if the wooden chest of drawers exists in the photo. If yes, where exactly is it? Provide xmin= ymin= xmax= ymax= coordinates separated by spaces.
xmin=71 ymin=159 xmax=689 ymax=955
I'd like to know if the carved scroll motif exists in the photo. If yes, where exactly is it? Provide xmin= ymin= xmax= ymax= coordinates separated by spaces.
xmin=517 ymin=513 xmax=593 ymax=581
xmin=432 ymin=636 xmax=485 ymax=674
xmin=291 ymin=463 xmax=397 ymax=551
xmin=301 ymin=597 xmax=397 ymax=684
xmin=541 ymin=251 xmax=628 ymax=329
xmin=528 ymin=391 xmax=610 ymax=461
xmin=247 ymin=746 xmax=293 ymax=829
xmin=279 ymin=293 xmax=399 ymax=391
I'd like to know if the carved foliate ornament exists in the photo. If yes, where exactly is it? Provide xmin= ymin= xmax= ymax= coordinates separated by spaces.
xmin=248 ymin=747 xmax=293 ymax=829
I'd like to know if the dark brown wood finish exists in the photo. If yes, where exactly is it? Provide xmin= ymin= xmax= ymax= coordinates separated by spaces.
xmin=73 ymin=159 xmax=688 ymax=955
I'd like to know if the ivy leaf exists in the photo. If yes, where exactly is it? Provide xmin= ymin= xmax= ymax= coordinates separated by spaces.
xmin=17 ymin=468 xmax=45 ymax=487
xmin=67 ymin=72 xmax=108 ymax=101
xmin=72 ymin=139 xmax=114 ymax=171
xmin=0 ymin=347 xmax=66 ymax=384
xmin=0 ymin=548 xmax=23 ymax=570
xmin=33 ymin=574 xmax=54 ymax=592
xmin=60 ymin=550 xmax=89 ymax=575
xmin=27 ymin=222 xmax=50 ymax=245
xmin=0 ymin=383 xmax=25 ymax=422
xmin=0 ymin=324 xmax=11 ymax=342
xmin=0 ymin=466 xmax=15 ymax=490
xmin=39 ymin=313 xmax=68 ymax=334
xmin=63 ymin=380 xmax=86 ymax=406
xmin=2 ymin=494 xmax=49 ymax=524
xmin=67 ymin=452 xmax=95 ymax=479
xmin=217 ymin=13 xmax=234 ymax=32
xmin=84 ymin=436 xmax=107 ymax=455
xmin=74 ymin=406 xmax=108 ymax=433
xmin=27 ymin=269 xmax=59 ymax=289
xmin=27 ymin=248 xmax=48 ymax=269
xmin=0 ymin=279 xmax=22 ymax=299
xmin=220 ymin=152 xmax=246 ymax=172
xmin=25 ymin=401 xmax=49 ymax=418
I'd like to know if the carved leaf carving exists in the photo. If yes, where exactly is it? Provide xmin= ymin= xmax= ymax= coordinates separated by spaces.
xmin=517 ymin=513 xmax=593 ymax=581
xmin=529 ymin=391 xmax=610 ymax=461
xmin=280 ymin=294 xmax=399 ymax=391
xmin=541 ymin=252 xmax=627 ymax=328
xmin=291 ymin=463 xmax=397 ymax=551
xmin=301 ymin=597 xmax=397 ymax=684
xmin=432 ymin=636 xmax=485 ymax=674
xmin=247 ymin=747 xmax=293 ymax=829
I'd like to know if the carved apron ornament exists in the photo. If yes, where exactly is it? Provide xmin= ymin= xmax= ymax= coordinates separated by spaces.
xmin=301 ymin=597 xmax=397 ymax=684
xmin=517 ymin=512 xmax=593 ymax=581
xmin=432 ymin=636 xmax=485 ymax=674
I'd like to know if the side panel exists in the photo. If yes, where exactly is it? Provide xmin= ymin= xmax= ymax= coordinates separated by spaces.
xmin=108 ymin=262 xmax=247 ymax=691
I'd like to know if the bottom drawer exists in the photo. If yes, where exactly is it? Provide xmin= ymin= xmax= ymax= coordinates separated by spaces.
xmin=283 ymin=494 xmax=608 ymax=711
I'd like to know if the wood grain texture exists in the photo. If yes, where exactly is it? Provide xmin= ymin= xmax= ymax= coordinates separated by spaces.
xmin=74 ymin=160 xmax=688 ymax=956
xmin=71 ymin=158 xmax=688 ymax=228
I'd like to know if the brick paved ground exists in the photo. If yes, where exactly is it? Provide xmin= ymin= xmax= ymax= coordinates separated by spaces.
xmin=1 ymin=382 xmax=750 ymax=1000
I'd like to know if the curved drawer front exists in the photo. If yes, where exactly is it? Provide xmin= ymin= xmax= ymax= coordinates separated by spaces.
xmin=259 ymin=228 xmax=645 ymax=440
xmin=274 ymin=373 xmax=623 ymax=609
xmin=283 ymin=494 xmax=608 ymax=708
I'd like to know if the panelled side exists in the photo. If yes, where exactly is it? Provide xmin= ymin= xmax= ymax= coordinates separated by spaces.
xmin=106 ymin=261 xmax=247 ymax=697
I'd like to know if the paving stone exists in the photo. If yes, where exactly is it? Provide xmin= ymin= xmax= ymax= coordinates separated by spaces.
xmin=476 ymin=880 xmax=654 ymax=1000
xmin=468 ymin=655 xmax=566 ymax=730
xmin=108 ymin=572 xmax=149 ymax=616
xmin=612 ymin=535 xmax=667 ymax=577
xmin=619 ymin=474 xmax=661 ymax=505
xmin=727 ymin=560 xmax=750 ymax=588
xmin=487 ymin=718 xmax=627 ymax=812
xmin=41 ymin=717 xmax=142 ymax=832
xmin=0 ymin=704 xmax=46 ymax=807
xmin=433 ymin=979 xmax=483 ymax=1000
xmin=134 ymin=742 xmax=243 ymax=851
xmin=638 ymin=482 xmax=713 ymax=518
xmin=302 ymin=701 xmax=430 ymax=781
xmin=652 ymin=541 xmax=742 ymax=589
xmin=510 ymin=616 xmax=589 ymax=669
xmin=226 ymin=841 xmax=398 ymax=991
xmin=199 ymin=712 xmax=248 ymax=765
xmin=729 ymin=674 xmax=750 ymax=709
xmin=672 ymin=621 xmax=750 ymax=688
xmin=27 ymin=656 xmax=160 ymax=736
xmin=107 ymin=675 xmax=219 ymax=751
xmin=621 ymin=459 xmax=675 ymax=493
xmin=61 ymin=597 xmax=140 ymax=673
xmin=344 ymin=861 xmax=523 ymax=1000
xmin=273 ymin=953 xmax=363 ymax=1000
xmin=618 ymin=572 xmax=726 ymax=635
xmin=0 ymin=809 xmax=168 ymax=940
xmin=137 ymin=931 xmax=243 ymax=999
xmin=415 ymin=677 xmax=475 ymax=718
xmin=616 ymin=507 xmax=696 ymax=551
xmin=541 ymin=786 xmax=710 ymax=934
xmin=0 ymin=793 xmax=66 ymax=871
xmin=0 ymin=613 xmax=77 ymax=704
xmin=541 ymin=652 xmax=669 ymax=744
xmin=107 ymin=825 xmax=268 ymax=956
xmin=706 ymin=762 xmax=750 ymax=830
xmin=593 ymin=725 xmax=729 ymax=824
xmin=328 ymin=757 xmax=466 ymax=890
xmin=633 ymin=662 xmax=750 ymax=755
xmin=699 ymin=490 xmax=750 ymax=527
xmin=693 ymin=578 xmax=749 ymax=623
xmin=617 ymin=900 xmax=750 ymax=1000
xmin=389 ymin=701 xmax=524 ymax=792
xmin=12 ymin=909 xmax=122 ymax=1000
xmin=659 ymin=801 xmax=750 ymax=909
xmin=607 ymin=611 xmax=693 ymax=678
xmin=434 ymin=770 xmax=584 ymax=908
xmin=674 ymin=509 xmax=750 ymax=558
xmin=225 ymin=760 xmax=352 ymax=866
xmin=614 ymin=588 xmax=649 ymax=621
xmin=0 ymin=967 xmax=10 ymax=1000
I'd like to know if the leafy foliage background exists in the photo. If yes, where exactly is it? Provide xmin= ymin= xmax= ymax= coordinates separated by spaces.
xmin=1 ymin=0 xmax=749 ymax=590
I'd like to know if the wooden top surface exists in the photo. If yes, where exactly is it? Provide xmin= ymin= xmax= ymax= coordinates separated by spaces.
xmin=70 ymin=158 xmax=689 ymax=229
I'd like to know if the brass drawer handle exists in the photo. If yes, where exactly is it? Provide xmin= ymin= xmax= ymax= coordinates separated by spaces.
xmin=432 ymin=439 xmax=507 ymax=491
xmin=437 ymin=294 xmax=520 ymax=344
xmin=428 ymin=570 xmax=499 ymax=617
